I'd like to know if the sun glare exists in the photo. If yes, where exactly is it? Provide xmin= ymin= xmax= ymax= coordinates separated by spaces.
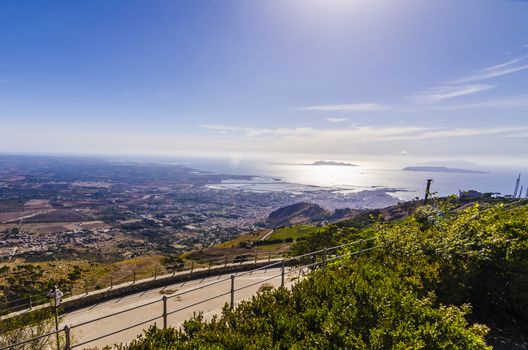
xmin=292 ymin=0 xmax=385 ymax=18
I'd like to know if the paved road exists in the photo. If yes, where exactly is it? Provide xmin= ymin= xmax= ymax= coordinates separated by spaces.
xmin=260 ymin=229 xmax=274 ymax=241
xmin=62 ymin=267 xmax=303 ymax=349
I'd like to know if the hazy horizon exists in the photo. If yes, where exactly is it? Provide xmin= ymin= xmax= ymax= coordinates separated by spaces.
xmin=0 ymin=152 xmax=522 ymax=199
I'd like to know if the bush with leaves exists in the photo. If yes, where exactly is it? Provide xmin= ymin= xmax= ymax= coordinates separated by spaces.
xmin=376 ymin=201 xmax=528 ymax=321
xmin=117 ymin=257 xmax=490 ymax=349
xmin=12 ymin=200 xmax=524 ymax=350
xmin=0 ymin=307 xmax=63 ymax=350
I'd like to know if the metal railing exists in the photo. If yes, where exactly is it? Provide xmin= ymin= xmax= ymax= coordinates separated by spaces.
xmin=0 ymin=250 xmax=285 ymax=316
xmin=0 ymin=237 xmax=378 ymax=350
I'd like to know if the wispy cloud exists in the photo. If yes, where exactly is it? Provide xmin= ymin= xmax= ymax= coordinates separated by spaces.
xmin=415 ymin=127 xmax=524 ymax=140
xmin=199 ymin=123 xmax=528 ymax=144
xmin=197 ymin=124 xmax=245 ymax=133
xmin=410 ymin=84 xmax=495 ymax=104
xmin=408 ymin=56 xmax=528 ymax=105
xmin=430 ymin=95 xmax=528 ymax=111
xmin=198 ymin=124 xmax=314 ymax=137
xmin=297 ymin=103 xmax=385 ymax=112
xmin=453 ymin=56 xmax=528 ymax=83
xmin=326 ymin=117 xmax=348 ymax=123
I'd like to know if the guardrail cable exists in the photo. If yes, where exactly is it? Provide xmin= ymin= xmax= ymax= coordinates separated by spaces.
xmin=70 ymin=298 xmax=162 ymax=329
xmin=166 ymin=291 xmax=231 ymax=316
xmin=0 ymin=328 xmax=60 ymax=350
xmin=233 ymin=273 xmax=282 ymax=292
xmin=72 ymin=315 xmax=162 ymax=348
xmin=2 ymin=237 xmax=381 ymax=350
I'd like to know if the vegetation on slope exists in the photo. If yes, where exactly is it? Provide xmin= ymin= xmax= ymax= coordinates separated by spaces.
xmin=0 ymin=307 xmax=63 ymax=349
xmin=0 ymin=255 xmax=168 ymax=314
xmin=114 ymin=199 xmax=528 ymax=349
xmin=267 ymin=225 xmax=319 ymax=241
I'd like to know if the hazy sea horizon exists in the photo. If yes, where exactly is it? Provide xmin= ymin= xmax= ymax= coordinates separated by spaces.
xmin=4 ymin=153 xmax=522 ymax=201
xmin=172 ymin=157 xmax=525 ymax=201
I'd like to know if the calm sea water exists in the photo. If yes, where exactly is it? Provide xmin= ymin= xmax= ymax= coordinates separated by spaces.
xmin=166 ymin=157 xmax=525 ymax=200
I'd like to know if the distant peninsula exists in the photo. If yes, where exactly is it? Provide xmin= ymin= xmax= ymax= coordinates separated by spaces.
xmin=403 ymin=166 xmax=489 ymax=174
xmin=309 ymin=161 xmax=357 ymax=167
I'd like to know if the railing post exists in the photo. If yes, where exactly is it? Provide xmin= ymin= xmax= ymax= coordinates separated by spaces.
xmin=281 ymin=260 xmax=285 ymax=288
xmin=53 ymin=305 xmax=60 ymax=350
xmin=322 ymin=248 xmax=327 ymax=269
xmin=162 ymin=296 xmax=168 ymax=329
xmin=224 ymin=256 xmax=228 ymax=267
xmin=64 ymin=325 xmax=71 ymax=350
xmin=208 ymin=261 xmax=212 ymax=270
xmin=254 ymin=251 xmax=257 ymax=264
xmin=268 ymin=252 xmax=271 ymax=262
xmin=154 ymin=267 xmax=158 ymax=279
xmin=359 ymin=239 xmax=363 ymax=256
xmin=133 ymin=271 xmax=136 ymax=284
xmin=190 ymin=261 xmax=194 ymax=273
xmin=110 ymin=276 xmax=113 ymax=289
xmin=230 ymin=275 xmax=235 ymax=309
xmin=29 ymin=295 xmax=32 ymax=309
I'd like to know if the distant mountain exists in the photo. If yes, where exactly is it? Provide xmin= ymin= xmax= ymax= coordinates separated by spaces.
xmin=423 ymin=160 xmax=479 ymax=168
xmin=266 ymin=202 xmax=367 ymax=228
xmin=403 ymin=166 xmax=489 ymax=174
xmin=326 ymin=207 xmax=363 ymax=221
xmin=310 ymin=161 xmax=357 ymax=167
xmin=267 ymin=202 xmax=330 ymax=227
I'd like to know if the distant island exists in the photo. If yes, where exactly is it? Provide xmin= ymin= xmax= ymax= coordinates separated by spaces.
xmin=403 ymin=166 xmax=489 ymax=174
xmin=309 ymin=161 xmax=357 ymax=167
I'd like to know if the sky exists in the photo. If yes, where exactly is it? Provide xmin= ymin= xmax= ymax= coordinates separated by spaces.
xmin=0 ymin=0 xmax=528 ymax=166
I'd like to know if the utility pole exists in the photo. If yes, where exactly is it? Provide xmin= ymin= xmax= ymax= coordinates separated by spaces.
xmin=513 ymin=174 xmax=521 ymax=197
xmin=519 ymin=185 xmax=524 ymax=199
xmin=424 ymin=179 xmax=433 ymax=205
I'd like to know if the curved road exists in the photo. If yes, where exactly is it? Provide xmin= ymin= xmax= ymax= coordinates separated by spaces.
xmin=62 ymin=266 xmax=303 ymax=349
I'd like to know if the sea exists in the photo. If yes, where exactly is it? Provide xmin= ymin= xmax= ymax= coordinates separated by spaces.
xmin=160 ymin=156 xmax=526 ymax=201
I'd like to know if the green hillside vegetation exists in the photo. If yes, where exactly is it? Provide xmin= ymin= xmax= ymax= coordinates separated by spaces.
xmin=182 ymin=229 xmax=291 ymax=264
xmin=114 ymin=199 xmax=528 ymax=349
xmin=212 ymin=230 xmax=268 ymax=249
xmin=267 ymin=225 xmax=319 ymax=241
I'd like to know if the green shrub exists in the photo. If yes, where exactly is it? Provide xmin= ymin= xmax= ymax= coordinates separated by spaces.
xmin=110 ymin=201 xmax=528 ymax=349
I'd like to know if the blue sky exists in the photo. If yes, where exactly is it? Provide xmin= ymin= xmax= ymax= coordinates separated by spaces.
xmin=0 ymin=0 xmax=527 ymax=165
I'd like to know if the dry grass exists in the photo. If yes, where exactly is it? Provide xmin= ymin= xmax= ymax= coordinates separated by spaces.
xmin=1 ymin=255 xmax=169 ymax=297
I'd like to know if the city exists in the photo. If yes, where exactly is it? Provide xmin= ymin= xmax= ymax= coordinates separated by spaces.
xmin=0 ymin=155 xmax=401 ymax=262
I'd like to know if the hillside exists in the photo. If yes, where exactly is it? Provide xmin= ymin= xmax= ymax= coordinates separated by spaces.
xmin=115 ymin=198 xmax=528 ymax=349
xmin=266 ymin=202 xmax=330 ymax=227
xmin=266 ymin=198 xmax=426 ymax=229
xmin=266 ymin=202 xmax=370 ymax=228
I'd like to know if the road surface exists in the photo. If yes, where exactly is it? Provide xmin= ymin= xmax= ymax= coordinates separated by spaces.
xmin=260 ymin=229 xmax=275 ymax=241
xmin=62 ymin=266 xmax=303 ymax=349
